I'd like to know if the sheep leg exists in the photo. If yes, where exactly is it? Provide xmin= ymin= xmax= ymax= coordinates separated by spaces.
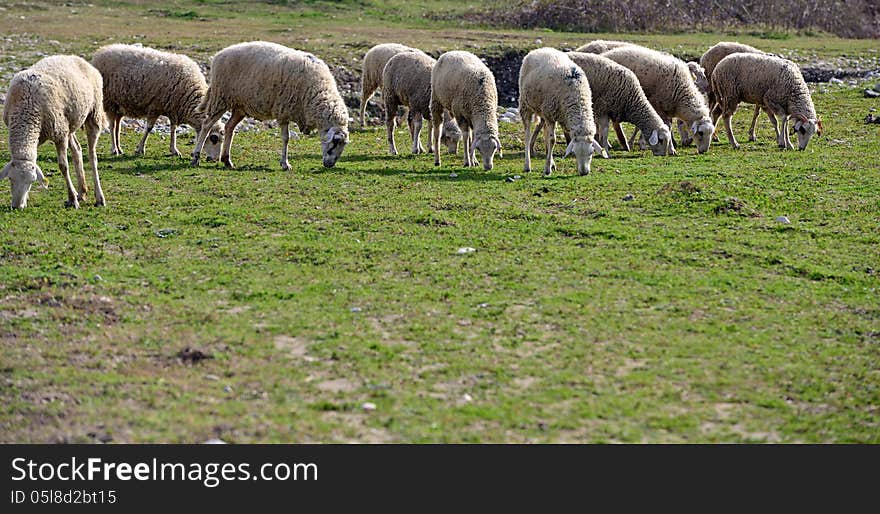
xmin=385 ymin=96 xmax=399 ymax=156
xmin=781 ymin=115 xmax=794 ymax=150
xmin=191 ymin=109 xmax=225 ymax=166
xmin=169 ymin=124 xmax=181 ymax=157
xmin=612 ymin=121 xmax=631 ymax=151
xmin=109 ymin=113 xmax=123 ymax=155
xmin=85 ymin=121 xmax=105 ymax=206
xmin=530 ymin=117 xmax=543 ymax=155
xmin=360 ymin=81 xmax=376 ymax=126
xmin=628 ymin=126 xmax=641 ymax=150
xmin=461 ymin=123 xmax=472 ymax=167
xmin=431 ymin=103 xmax=443 ymax=167
xmin=723 ymin=113 xmax=740 ymax=149
xmin=279 ymin=121 xmax=292 ymax=171
xmin=220 ymin=109 xmax=245 ymax=168
xmin=763 ymin=107 xmax=780 ymax=140
xmin=135 ymin=116 xmax=157 ymax=156
xmin=69 ymin=133 xmax=87 ymax=201
xmin=55 ymin=137 xmax=78 ymax=209
xmin=543 ymin=120 xmax=556 ymax=176
xmin=748 ymin=105 xmax=762 ymax=142
xmin=596 ymin=115 xmax=610 ymax=152
xmin=523 ymin=111 xmax=533 ymax=173
xmin=412 ymin=113 xmax=425 ymax=155
xmin=710 ymin=102 xmax=723 ymax=142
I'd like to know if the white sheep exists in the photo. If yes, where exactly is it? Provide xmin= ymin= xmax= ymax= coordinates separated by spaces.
xmin=91 ymin=44 xmax=223 ymax=160
xmin=191 ymin=41 xmax=349 ymax=170
xmin=519 ymin=48 xmax=603 ymax=176
xmin=603 ymin=45 xmax=715 ymax=154
xmin=575 ymin=40 xmax=633 ymax=54
xmin=430 ymin=51 xmax=501 ymax=170
xmin=712 ymin=53 xmax=822 ymax=150
xmin=530 ymin=51 xmax=671 ymax=157
xmin=701 ymin=42 xmax=766 ymax=142
xmin=381 ymin=51 xmax=462 ymax=155
xmin=360 ymin=43 xmax=421 ymax=126
xmin=1 ymin=55 xmax=106 ymax=209
xmin=675 ymin=61 xmax=711 ymax=147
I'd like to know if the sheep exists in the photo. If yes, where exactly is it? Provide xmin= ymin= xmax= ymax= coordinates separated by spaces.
xmin=700 ymin=42 xmax=767 ymax=142
xmin=575 ymin=40 xmax=633 ymax=54
xmin=381 ymin=51 xmax=462 ymax=156
xmin=1 ymin=55 xmax=106 ymax=209
xmin=191 ymin=41 xmax=349 ymax=170
xmin=430 ymin=51 xmax=501 ymax=170
xmin=530 ymin=51 xmax=671 ymax=157
xmin=359 ymin=43 xmax=422 ymax=126
xmin=518 ymin=48 xmax=605 ymax=176
xmin=602 ymin=45 xmax=715 ymax=154
xmin=91 ymin=44 xmax=222 ymax=161
xmin=712 ymin=53 xmax=822 ymax=151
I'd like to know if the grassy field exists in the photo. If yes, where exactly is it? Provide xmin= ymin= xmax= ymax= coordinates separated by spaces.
xmin=1 ymin=1 xmax=879 ymax=443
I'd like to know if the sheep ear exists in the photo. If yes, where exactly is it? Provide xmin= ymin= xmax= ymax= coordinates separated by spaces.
xmin=648 ymin=129 xmax=659 ymax=146
xmin=592 ymin=138 xmax=608 ymax=158
xmin=0 ymin=163 xmax=10 ymax=181
xmin=563 ymin=140 xmax=575 ymax=158
xmin=33 ymin=164 xmax=48 ymax=189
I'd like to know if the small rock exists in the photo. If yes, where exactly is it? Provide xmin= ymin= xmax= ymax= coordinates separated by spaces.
xmin=361 ymin=402 xmax=376 ymax=411
xmin=449 ymin=172 xmax=458 ymax=178
xmin=204 ymin=374 xmax=220 ymax=381
xmin=462 ymin=393 xmax=473 ymax=403
xmin=829 ymin=77 xmax=844 ymax=84
xmin=477 ymin=303 xmax=490 ymax=308
xmin=223 ymin=385 xmax=233 ymax=393
xmin=622 ymin=193 xmax=634 ymax=201
xmin=456 ymin=247 xmax=476 ymax=254
xmin=775 ymin=216 xmax=791 ymax=224
xmin=535 ymin=39 xmax=543 ymax=45
xmin=203 ymin=438 xmax=226 ymax=444
xmin=93 ymin=274 xmax=103 ymax=281
xmin=864 ymin=89 xmax=880 ymax=98
xmin=874 ymin=83 xmax=880 ymax=93
xmin=513 ymin=175 xmax=522 ymax=180
xmin=505 ymin=176 xmax=516 ymax=182
xmin=350 ymin=307 xmax=362 ymax=313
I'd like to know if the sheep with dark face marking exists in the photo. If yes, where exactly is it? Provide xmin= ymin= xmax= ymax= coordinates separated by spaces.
xmin=191 ymin=41 xmax=349 ymax=170
xmin=2 ymin=55 xmax=106 ymax=209
xmin=92 ymin=44 xmax=223 ymax=161
xmin=519 ymin=48 xmax=603 ymax=176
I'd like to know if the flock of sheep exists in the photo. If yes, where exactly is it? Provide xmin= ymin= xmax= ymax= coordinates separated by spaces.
xmin=0 ymin=38 xmax=822 ymax=209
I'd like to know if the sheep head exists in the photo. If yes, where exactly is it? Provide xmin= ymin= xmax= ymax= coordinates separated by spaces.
xmin=648 ymin=126 xmax=673 ymax=156
xmin=440 ymin=117 xmax=462 ymax=155
xmin=1 ymin=160 xmax=47 ymax=209
xmin=320 ymin=126 xmax=349 ymax=168
xmin=789 ymin=113 xmax=819 ymax=150
xmin=473 ymin=134 xmax=500 ymax=171
xmin=203 ymin=121 xmax=224 ymax=162
xmin=563 ymin=136 xmax=601 ymax=176
xmin=690 ymin=119 xmax=715 ymax=154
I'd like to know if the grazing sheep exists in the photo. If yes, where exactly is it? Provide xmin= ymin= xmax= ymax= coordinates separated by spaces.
xmin=91 ymin=44 xmax=222 ymax=160
xmin=575 ymin=40 xmax=633 ymax=54
xmin=603 ymin=45 xmax=714 ymax=154
xmin=191 ymin=41 xmax=349 ymax=170
xmin=381 ymin=51 xmax=462 ymax=155
xmin=519 ymin=48 xmax=603 ymax=176
xmin=529 ymin=52 xmax=671 ymax=157
xmin=430 ymin=51 xmax=501 ymax=170
xmin=712 ymin=53 xmax=822 ymax=150
xmin=360 ymin=43 xmax=422 ymax=126
xmin=700 ymin=42 xmax=767 ymax=142
xmin=2 ymin=55 xmax=106 ymax=209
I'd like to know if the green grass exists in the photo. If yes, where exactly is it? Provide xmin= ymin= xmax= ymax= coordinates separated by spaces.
xmin=0 ymin=1 xmax=879 ymax=443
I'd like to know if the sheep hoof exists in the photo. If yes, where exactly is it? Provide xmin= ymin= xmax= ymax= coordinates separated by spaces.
xmin=134 ymin=148 xmax=145 ymax=157
xmin=732 ymin=143 xmax=741 ymax=150
xmin=170 ymin=149 xmax=182 ymax=157
xmin=190 ymin=156 xmax=200 ymax=166
xmin=221 ymin=156 xmax=234 ymax=168
xmin=95 ymin=198 xmax=105 ymax=207
xmin=65 ymin=199 xmax=80 ymax=209
xmin=748 ymin=136 xmax=757 ymax=142
xmin=280 ymin=161 xmax=291 ymax=171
